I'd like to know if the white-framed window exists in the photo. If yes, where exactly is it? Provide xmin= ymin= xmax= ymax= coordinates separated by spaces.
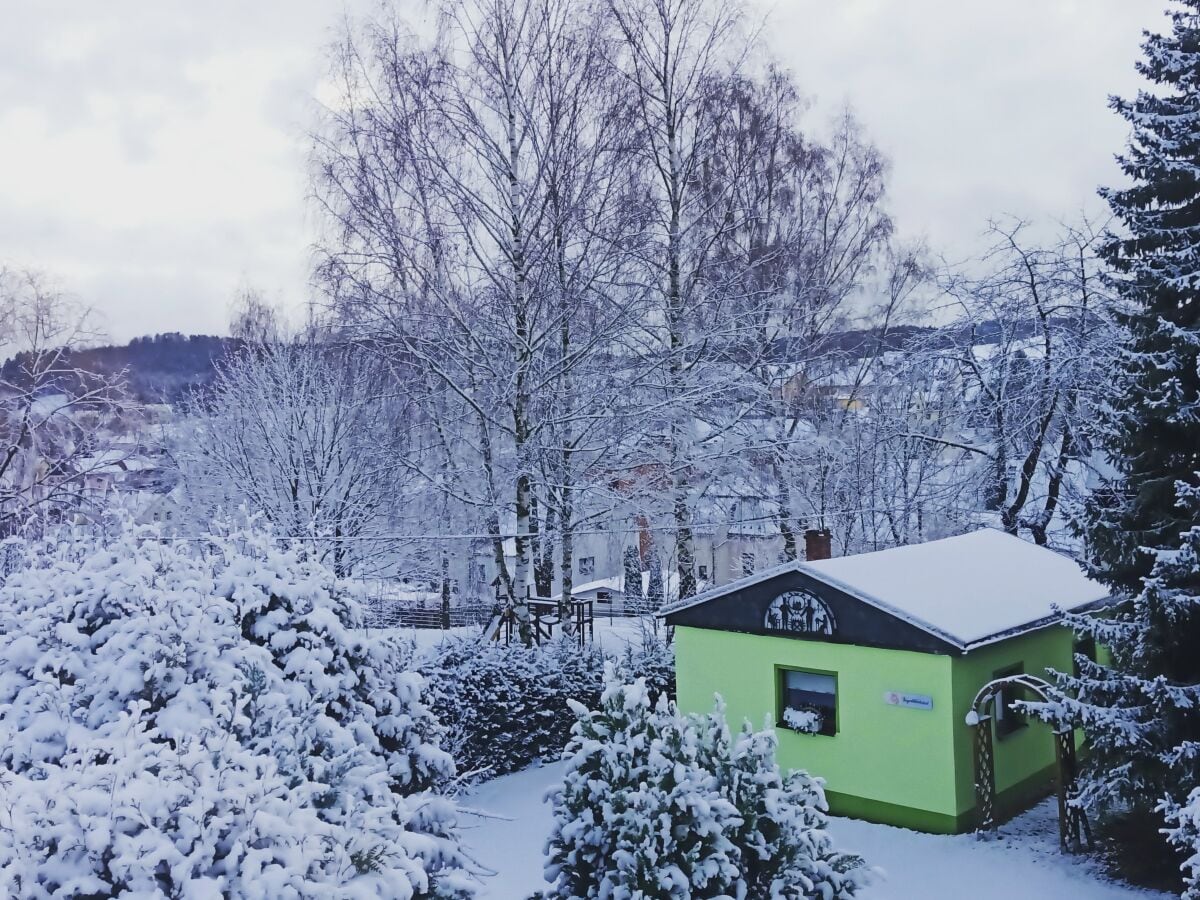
xmin=578 ymin=556 xmax=595 ymax=577
xmin=697 ymin=564 xmax=709 ymax=580
xmin=778 ymin=668 xmax=837 ymax=737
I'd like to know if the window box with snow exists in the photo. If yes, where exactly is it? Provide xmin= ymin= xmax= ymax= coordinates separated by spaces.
xmin=777 ymin=667 xmax=837 ymax=736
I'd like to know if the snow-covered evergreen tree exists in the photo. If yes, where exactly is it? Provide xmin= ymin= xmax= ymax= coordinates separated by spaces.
xmin=0 ymin=524 xmax=475 ymax=898
xmin=1158 ymin=495 xmax=1200 ymax=898
xmin=543 ymin=673 xmax=865 ymax=899
xmin=624 ymin=547 xmax=645 ymax=613
xmin=646 ymin=549 xmax=665 ymax=609
xmin=1090 ymin=0 xmax=1200 ymax=589
xmin=721 ymin=727 xmax=864 ymax=898
xmin=420 ymin=637 xmax=609 ymax=781
xmin=1042 ymin=2 xmax=1200 ymax=889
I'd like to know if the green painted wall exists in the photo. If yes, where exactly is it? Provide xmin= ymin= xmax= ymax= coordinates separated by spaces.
xmin=674 ymin=627 xmax=958 ymax=828
xmin=948 ymin=626 xmax=1076 ymax=820
xmin=674 ymin=623 xmax=1079 ymax=833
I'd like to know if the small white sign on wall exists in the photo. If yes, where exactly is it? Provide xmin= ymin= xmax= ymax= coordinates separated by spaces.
xmin=884 ymin=691 xmax=934 ymax=711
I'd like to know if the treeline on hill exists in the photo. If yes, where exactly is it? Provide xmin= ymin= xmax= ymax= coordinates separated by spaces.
xmin=1 ymin=320 xmax=1083 ymax=410
xmin=1 ymin=321 xmax=1059 ymax=402
xmin=0 ymin=333 xmax=236 ymax=403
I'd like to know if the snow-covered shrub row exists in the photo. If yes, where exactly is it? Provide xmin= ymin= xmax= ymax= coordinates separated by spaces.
xmin=418 ymin=634 xmax=675 ymax=781
xmin=544 ymin=673 xmax=866 ymax=900
xmin=0 ymin=525 xmax=476 ymax=898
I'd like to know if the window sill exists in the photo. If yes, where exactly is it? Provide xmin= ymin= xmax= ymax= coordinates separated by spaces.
xmin=777 ymin=721 xmax=837 ymax=738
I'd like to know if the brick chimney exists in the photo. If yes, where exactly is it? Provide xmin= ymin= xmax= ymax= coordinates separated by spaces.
xmin=804 ymin=528 xmax=832 ymax=561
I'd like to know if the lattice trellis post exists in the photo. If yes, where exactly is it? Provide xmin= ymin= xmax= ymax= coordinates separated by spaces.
xmin=968 ymin=674 xmax=1089 ymax=851
xmin=971 ymin=712 xmax=997 ymax=836
xmin=1053 ymin=727 xmax=1091 ymax=853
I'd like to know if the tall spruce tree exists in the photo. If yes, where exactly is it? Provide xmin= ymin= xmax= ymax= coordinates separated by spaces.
xmin=1048 ymin=2 xmax=1200 ymax=889
xmin=1092 ymin=1 xmax=1200 ymax=586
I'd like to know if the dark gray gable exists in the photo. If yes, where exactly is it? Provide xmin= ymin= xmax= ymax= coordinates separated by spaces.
xmin=663 ymin=569 xmax=961 ymax=655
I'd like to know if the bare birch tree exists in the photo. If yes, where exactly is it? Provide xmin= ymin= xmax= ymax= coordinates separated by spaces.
xmin=607 ymin=0 xmax=751 ymax=598
xmin=178 ymin=335 xmax=408 ymax=576
xmin=697 ymin=76 xmax=906 ymax=560
xmin=314 ymin=0 xmax=644 ymax=640
xmin=909 ymin=217 xmax=1117 ymax=544
xmin=0 ymin=269 xmax=131 ymax=536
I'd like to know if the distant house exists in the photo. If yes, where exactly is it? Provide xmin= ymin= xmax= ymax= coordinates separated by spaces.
xmin=546 ymin=576 xmax=627 ymax=613
xmin=691 ymin=496 xmax=785 ymax=588
xmin=661 ymin=529 xmax=1109 ymax=834
xmin=776 ymin=368 xmax=869 ymax=412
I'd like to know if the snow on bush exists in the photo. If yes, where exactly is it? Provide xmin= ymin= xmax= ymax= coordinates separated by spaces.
xmin=0 ymin=525 xmax=476 ymax=898
xmin=543 ymin=671 xmax=866 ymax=899
xmin=418 ymin=633 xmax=674 ymax=782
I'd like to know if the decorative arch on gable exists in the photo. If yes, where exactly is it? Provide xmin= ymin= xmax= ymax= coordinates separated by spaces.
xmin=764 ymin=589 xmax=837 ymax=635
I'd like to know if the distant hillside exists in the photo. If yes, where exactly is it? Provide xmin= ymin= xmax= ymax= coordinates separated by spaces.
xmin=1 ymin=333 xmax=239 ymax=403
xmin=0 ymin=316 xmax=1058 ymax=406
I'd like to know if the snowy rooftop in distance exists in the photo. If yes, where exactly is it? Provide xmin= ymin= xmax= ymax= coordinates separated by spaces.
xmin=547 ymin=577 xmax=624 ymax=601
xmin=662 ymin=529 xmax=1110 ymax=650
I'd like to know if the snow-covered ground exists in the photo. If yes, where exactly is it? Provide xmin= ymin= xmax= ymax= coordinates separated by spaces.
xmin=460 ymin=762 xmax=1172 ymax=900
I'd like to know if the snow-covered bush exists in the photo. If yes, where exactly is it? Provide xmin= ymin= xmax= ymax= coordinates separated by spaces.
xmin=616 ymin=634 xmax=676 ymax=705
xmin=544 ymin=673 xmax=866 ymax=899
xmin=418 ymin=636 xmax=605 ymax=781
xmin=419 ymin=633 xmax=674 ymax=782
xmin=0 ymin=525 xmax=476 ymax=898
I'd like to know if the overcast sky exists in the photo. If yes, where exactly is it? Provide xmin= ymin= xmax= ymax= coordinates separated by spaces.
xmin=0 ymin=1 xmax=1167 ymax=342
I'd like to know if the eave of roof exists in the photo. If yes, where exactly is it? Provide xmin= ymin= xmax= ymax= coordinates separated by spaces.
xmin=658 ymin=555 xmax=1111 ymax=653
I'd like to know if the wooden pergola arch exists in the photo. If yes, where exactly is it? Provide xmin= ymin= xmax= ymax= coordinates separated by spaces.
xmin=965 ymin=674 xmax=1091 ymax=853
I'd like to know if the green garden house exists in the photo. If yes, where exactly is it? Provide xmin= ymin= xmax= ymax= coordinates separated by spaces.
xmin=660 ymin=529 xmax=1109 ymax=834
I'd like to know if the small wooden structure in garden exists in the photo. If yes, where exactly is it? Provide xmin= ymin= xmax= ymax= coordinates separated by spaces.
xmin=485 ymin=595 xmax=595 ymax=648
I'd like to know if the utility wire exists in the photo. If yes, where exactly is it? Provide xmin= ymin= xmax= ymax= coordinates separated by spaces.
xmin=127 ymin=502 xmax=986 ymax=544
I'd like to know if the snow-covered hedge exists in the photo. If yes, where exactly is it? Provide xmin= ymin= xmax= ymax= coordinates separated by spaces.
xmin=544 ymin=674 xmax=866 ymax=899
xmin=418 ymin=634 xmax=675 ymax=781
xmin=0 ymin=526 xmax=475 ymax=898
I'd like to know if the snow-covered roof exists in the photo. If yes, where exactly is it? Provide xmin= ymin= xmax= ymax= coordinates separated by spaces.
xmin=77 ymin=450 xmax=156 ymax=475
xmin=549 ymin=577 xmax=624 ymax=601
xmin=661 ymin=529 xmax=1109 ymax=651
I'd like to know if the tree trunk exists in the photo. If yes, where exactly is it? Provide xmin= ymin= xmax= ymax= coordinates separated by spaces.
xmin=667 ymin=141 xmax=696 ymax=601
xmin=440 ymin=549 xmax=451 ymax=629
xmin=1002 ymin=393 xmax=1058 ymax=535
xmin=773 ymin=455 xmax=798 ymax=562
xmin=504 ymin=28 xmax=533 ymax=647
xmin=1030 ymin=420 xmax=1073 ymax=547
xmin=559 ymin=477 xmax=574 ymax=629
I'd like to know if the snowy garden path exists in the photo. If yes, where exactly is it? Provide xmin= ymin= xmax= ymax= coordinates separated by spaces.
xmin=461 ymin=762 xmax=1172 ymax=900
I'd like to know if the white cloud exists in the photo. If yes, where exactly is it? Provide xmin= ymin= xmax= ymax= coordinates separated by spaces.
xmin=760 ymin=0 xmax=1163 ymax=256
xmin=0 ymin=0 xmax=1169 ymax=341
